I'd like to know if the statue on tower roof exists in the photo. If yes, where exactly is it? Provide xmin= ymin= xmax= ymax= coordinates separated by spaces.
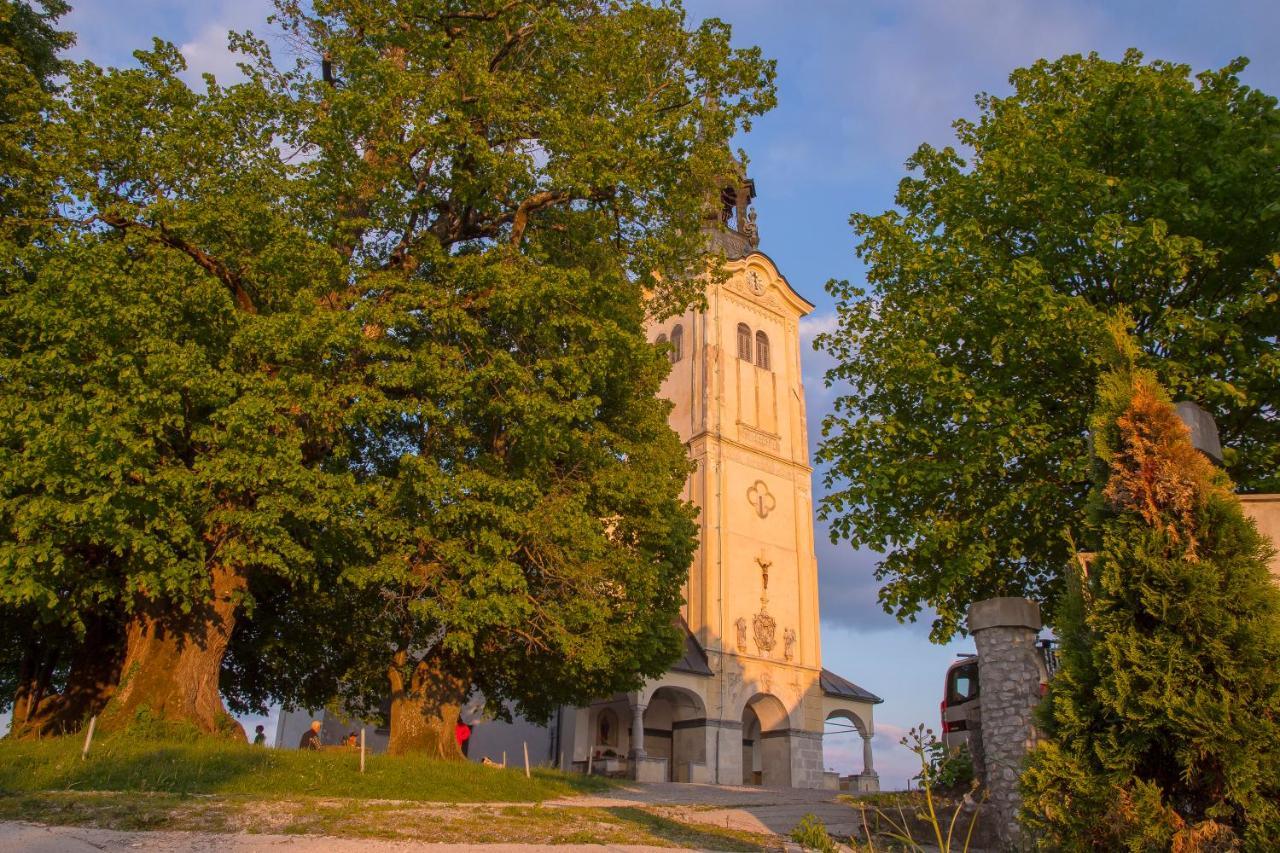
xmin=704 ymin=157 xmax=760 ymax=260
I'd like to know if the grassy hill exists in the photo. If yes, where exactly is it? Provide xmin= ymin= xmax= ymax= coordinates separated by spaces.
xmin=0 ymin=730 xmax=609 ymax=802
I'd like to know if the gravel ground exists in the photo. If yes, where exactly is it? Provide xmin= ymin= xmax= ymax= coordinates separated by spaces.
xmin=0 ymin=822 xmax=696 ymax=853
xmin=547 ymin=782 xmax=866 ymax=836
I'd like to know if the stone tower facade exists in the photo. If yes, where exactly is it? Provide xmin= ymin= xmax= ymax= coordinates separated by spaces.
xmin=560 ymin=177 xmax=882 ymax=789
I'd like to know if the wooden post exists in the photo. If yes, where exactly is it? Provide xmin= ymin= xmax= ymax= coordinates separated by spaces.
xmin=502 ymin=750 xmax=506 ymax=768
xmin=360 ymin=728 xmax=366 ymax=774
xmin=523 ymin=741 xmax=530 ymax=778
xmin=587 ymin=751 xmax=593 ymax=776
xmin=81 ymin=715 xmax=96 ymax=761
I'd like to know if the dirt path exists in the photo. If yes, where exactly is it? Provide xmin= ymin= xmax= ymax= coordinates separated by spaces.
xmin=0 ymin=782 xmax=869 ymax=851
xmin=0 ymin=822 xmax=692 ymax=853
xmin=548 ymin=781 xmax=865 ymax=836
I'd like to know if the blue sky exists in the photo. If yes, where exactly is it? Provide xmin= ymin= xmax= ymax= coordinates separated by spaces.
xmin=60 ymin=0 xmax=1280 ymax=789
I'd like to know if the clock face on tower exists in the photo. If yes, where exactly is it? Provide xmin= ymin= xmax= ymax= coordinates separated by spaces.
xmin=747 ymin=270 xmax=764 ymax=295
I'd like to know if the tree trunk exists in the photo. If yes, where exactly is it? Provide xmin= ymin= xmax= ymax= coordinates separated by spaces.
xmin=100 ymin=563 xmax=247 ymax=737
xmin=10 ymin=637 xmax=56 ymax=737
xmin=387 ymin=649 xmax=469 ymax=758
xmin=10 ymin=612 xmax=126 ymax=739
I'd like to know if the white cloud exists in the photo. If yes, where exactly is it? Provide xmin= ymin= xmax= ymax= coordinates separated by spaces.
xmin=799 ymin=311 xmax=839 ymax=343
xmin=179 ymin=21 xmax=248 ymax=85
xmin=66 ymin=0 xmax=274 ymax=83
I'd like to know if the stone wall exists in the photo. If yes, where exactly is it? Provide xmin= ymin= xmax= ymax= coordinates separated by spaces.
xmin=759 ymin=731 xmax=793 ymax=787
xmin=1240 ymin=494 xmax=1280 ymax=581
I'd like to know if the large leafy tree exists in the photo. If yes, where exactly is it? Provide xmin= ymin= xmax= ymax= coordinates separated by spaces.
xmin=1021 ymin=327 xmax=1280 ymax=850
xmin=817 ymin=51 xmax=1280 ymax=640
xmin=2 ymin=0 xmax=775 ymax=740
xmin=3 ymin=44 xmax=362 ymax=735
xmin=226 ymin=249 xmax=701 ymax=756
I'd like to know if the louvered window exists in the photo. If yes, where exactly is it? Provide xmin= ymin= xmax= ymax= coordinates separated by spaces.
xmin=736 ymin=323 xmax=752 ymax=361
xmin=755 ymin=331 xmax=771 ymax=371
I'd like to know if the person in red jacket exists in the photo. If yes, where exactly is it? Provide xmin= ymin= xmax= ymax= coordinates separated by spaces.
xmin=455 ymin=719 xmax=472 ymax=758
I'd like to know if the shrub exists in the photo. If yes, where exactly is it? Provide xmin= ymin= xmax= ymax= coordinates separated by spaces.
xmin=791 ymin=813 xmax=838 ymax=853
xmin=1021 ymin=326 xmax=1280 ymax=850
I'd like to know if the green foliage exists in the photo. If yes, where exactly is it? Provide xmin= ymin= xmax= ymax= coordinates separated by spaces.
xmin=869 ymin=725 xmax=980 ymax=853
xmin=0 ymin=1 xmax=73 ymax=102
xmin=0 ymin=0 xmax=776 ymax=728
xmin=790 ymin=813 xmax=838 ymax=853
xmin=918 ymin=740 xmax=973 ymax=795
xmin=0 ymin=731 xmax=609 ymax=801
xmin=816 ymin=50 xmax=1280 ymax=640
xmin=1020 ymin=343 xmax=1280 ymax=850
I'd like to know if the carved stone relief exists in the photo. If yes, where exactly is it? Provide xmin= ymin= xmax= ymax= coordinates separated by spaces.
xmin=721 ymin=442 xmax=804 ymax=478
xmin=783 ymin=627 xmax=797 ymax=661
xmin=753 ymin=611 xmax=777 ymax=654
xmin=739 ymin=424 xmax=781 ymax=453
xmin=734 ymin=617 xmax=748 ymax=653
xmin=747 ymin=479 xmax=776 ymax=518
xmin=722 ymin=278 xmax=782 ymax=316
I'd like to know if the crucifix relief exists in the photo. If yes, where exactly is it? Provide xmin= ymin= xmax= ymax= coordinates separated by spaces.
xmin=747 ymin=480 xmax=775 ymax=519
xmin=752 ymin=553 xmax=776 ymax=655
xmin=756 ymin=554 xmax=771 ymax=597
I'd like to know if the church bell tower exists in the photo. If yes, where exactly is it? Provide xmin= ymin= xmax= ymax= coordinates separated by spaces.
xmin=632 ymin=170 xmax=881 ymax=788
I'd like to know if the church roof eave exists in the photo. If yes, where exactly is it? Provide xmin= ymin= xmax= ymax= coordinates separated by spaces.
xmin=671 ymin=617 xmax=714 ymax=677
xmin=820 ymin=667 xmax=883 ymax=704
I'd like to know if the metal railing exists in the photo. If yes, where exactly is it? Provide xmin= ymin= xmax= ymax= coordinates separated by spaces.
xmin=1037 ymin=637 xmax=1060 ymax=678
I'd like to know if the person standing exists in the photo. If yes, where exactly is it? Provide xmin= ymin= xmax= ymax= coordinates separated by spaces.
xmin=299 ymin=720 xmax=322 ymax=750
xmin=455 ymin=719 xmax=472 ymax=758
xmin=252 ymin=725 xmax=266 ymax=746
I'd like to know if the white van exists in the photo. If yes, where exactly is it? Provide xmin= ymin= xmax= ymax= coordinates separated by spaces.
xmin=941 ymin=655 xmax=979 ymax=750
xmin=941 ymin=641 xmax=1057 ymax=751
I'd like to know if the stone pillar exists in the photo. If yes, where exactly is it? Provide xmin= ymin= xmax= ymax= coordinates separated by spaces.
xmin=713 ymin=721 xmax=742 ymax=785
xmin=861 ymin=733 xmax=876 ymax=776
xmin=787 ymin=729 xmax=824 ymax=789
xmin=629 ymin=698 xmax=647 ymax=759
xmin=968 ymin=597 xmax=1042 ymax=852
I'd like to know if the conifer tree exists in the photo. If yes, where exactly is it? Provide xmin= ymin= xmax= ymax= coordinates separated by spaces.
xmin=1021 ymin=323 xmax=1280 ymax=850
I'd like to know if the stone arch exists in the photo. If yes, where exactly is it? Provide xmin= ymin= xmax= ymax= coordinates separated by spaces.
xmin=640 ymin=685 xmax=708 ymax=783
xmin=824 ymin=706 xmax=876 ymax=784
xmin=824 ymin=706 xmax=870 ymax=737
xmin=596 ymin=706 xmax=622 ymax=749
xmin=740 ymin=692 xmax=792 ymax=787
xmin=731 ymin=683 xmax=801 ymax=731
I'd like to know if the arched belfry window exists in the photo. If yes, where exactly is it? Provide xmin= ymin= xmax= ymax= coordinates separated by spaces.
xmin=670 ymin=324 xmax=684 ymax=362
xmin=755 ymin=331 xmax=771 ymax=371
xmin=736 ymin=323 xmax=752 ymax=362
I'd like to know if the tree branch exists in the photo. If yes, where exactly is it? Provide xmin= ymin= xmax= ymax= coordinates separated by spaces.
xmin=97 ymin=212 xmax=257 ymax=314
xmin=489 ymin=23 xmax=534 ymax=73
xmin=509 ymin=190 xmax=568 ymax=245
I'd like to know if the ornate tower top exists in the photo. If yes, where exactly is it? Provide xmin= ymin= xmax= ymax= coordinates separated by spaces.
xmin=704 ymin=162 xmax=760 ymax=260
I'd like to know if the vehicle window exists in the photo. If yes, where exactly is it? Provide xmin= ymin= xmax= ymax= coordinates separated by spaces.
xmin=947 ymin=663 xmax=979 ymax=704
